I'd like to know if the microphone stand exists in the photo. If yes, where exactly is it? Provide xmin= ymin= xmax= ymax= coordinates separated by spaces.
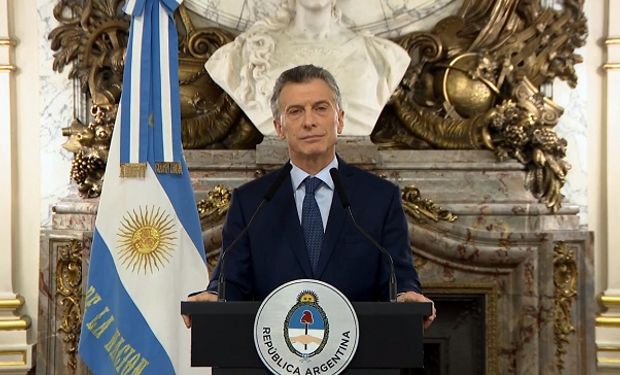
xmin=329 ymin=168 xmax=398 ymax=302
xmin=217 ymin=163 xmax=292 ymax=302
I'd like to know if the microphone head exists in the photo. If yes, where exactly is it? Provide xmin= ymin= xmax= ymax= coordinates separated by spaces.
xmin=329 ymin=168 xmax=350 ymax=208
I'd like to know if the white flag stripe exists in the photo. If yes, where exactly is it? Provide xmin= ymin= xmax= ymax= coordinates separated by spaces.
xmin=124 ymin=0 xmax=138 ymax=14
xmin=159 ymin=3 xmax=173 ymax=161
xmin=129 ymin=15 xmax=144 ymax=163
xmin=96 ymin=124 xmax=207 ymax=374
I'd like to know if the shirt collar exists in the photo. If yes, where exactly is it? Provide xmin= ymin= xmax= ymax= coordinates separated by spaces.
xmin=290 ymin=156 xmax=339 ymax=191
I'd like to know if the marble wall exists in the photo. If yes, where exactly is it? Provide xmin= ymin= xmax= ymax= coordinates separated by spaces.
xmin=554 ymin=63 xmax=590 ymax=226
xmin=38 ymin=0 xmax=74 ymax=225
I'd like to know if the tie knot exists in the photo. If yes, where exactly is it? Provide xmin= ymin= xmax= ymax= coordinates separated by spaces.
xmin=304 ymin=177 xmax=322 ymax=195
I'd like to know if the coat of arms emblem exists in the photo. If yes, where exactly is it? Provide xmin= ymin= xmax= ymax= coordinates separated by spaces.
xmin=284 ymin=291 xmax=328 ymax=358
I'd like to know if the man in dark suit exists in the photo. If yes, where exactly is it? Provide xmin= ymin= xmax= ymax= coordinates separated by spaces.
xmin=183 ymin=64 xmax=435 ymax=327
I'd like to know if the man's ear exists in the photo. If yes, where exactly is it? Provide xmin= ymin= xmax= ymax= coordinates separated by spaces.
xmin=336 ymin=110 xmax=345 ymax=135
xmin=274 ymin=118 xmax=285 ymax=139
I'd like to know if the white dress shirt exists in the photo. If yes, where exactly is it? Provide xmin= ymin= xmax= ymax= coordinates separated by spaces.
xmin=289 ymin=157 xmax=339 ymax=232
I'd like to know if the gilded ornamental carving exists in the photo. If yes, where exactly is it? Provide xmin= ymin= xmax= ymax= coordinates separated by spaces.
xmin=55 ymin=239 xmax=84 ymax=374
xmin=49 ymin=0 xmax=586 ymax=210
xmin=401 ymin=186 xmax=458 ymax=223
xmin=553 ymin=241 xmax=577 ymax=371
xmin=197 ymin=185 xmax=231 ymax=271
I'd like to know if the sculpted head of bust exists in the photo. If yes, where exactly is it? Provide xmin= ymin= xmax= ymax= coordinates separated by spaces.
xmin=205 ymin=0 xmax=411 ymax=136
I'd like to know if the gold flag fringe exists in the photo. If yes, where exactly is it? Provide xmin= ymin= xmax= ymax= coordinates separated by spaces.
xmin=120 ymin=163 xmax=147 ymax=178
xmin=155 ymin=162 xmax=182 ymax=175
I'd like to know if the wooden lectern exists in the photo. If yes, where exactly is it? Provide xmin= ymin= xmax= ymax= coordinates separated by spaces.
xmin=181 ymin=301 xmax=432 ymax=375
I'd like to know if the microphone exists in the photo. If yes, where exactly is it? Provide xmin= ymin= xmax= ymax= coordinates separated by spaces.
xmin=217 ymin=163 xmax=293 ymax=301
xmin=329 ymin=168 xmax=398 ymax=303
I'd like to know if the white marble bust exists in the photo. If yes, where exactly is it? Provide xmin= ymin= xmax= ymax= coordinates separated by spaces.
xmin=205 ymin=0 xmax=411 ymax=136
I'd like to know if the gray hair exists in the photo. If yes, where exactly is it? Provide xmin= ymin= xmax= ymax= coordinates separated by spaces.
xmin=270 ymin=64 xmax=343 ymax=118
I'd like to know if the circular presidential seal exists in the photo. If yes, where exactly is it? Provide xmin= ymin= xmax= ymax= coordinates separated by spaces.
xmin=254 ymin=279 xmax=359 ymax=375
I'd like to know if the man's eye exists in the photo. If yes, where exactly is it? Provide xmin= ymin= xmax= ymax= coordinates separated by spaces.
xmin=287 ymin=108 xmax=302 ymax=115
xmin=315 ymin=105 xmax=329 ymax=112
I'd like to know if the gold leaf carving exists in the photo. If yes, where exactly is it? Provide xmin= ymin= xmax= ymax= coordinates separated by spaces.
xmin=55 ymin=239 xmax=84 ymax=374
xmin=553 ymin=241 xmax=577 ymax=372
xmin=374 ymin=0 xmax=586 ymax=211
xmin=197 ymin=185 xmax=232 ymax=273
xmin=197 ymin=185 xmax=232 ymax=225
xmin=401 ymin=186 xmax=457 ymax=223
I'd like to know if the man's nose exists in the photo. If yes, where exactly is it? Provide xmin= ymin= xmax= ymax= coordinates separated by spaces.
xmin=302 ymin=108 xmax=317 ymax=128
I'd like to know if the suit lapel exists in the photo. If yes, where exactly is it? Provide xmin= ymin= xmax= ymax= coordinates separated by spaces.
xmin=315 ymin=158 xmax=356 ymax=278
xmin=271 ymin=164 xmax=314 ymax=278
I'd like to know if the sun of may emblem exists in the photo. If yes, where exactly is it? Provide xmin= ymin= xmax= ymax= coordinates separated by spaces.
xmin=284 ymin=291 xmax=329 ymax=359
xmin=116 ymin=206 xmax=177 ymax=273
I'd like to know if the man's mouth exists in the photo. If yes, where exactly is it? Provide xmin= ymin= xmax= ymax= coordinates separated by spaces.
xmin=300 ymin=134 xmax=324 ymax=141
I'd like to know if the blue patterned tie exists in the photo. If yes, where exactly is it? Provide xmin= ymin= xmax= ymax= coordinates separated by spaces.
xmin=302 ymin=177 xmax=324 ymax=274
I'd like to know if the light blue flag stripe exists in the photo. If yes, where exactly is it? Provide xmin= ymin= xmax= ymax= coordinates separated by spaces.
xmin=167 ymin=8 xmax=183 ymax=162
xmin=120 ymin=0 xmax=183 ymax=165
xmin=154 ymin=158 xmax=205 ymax=258
xmin=79 ymin=230 xmax=175 ymax=375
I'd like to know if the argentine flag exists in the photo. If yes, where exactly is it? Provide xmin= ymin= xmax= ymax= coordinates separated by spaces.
xmin=78 ymin=0 xmax=209 ymax=374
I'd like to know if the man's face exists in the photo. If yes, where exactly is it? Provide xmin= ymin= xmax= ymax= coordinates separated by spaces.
xmin=273 ymin=79 xmax=344 ymax=165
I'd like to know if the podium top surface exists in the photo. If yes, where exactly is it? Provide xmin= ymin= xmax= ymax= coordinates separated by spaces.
xmin=181 ymin=300 xmax=432 ymax=315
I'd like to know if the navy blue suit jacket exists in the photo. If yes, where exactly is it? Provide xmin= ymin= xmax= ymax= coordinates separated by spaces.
xmin=207 ymin=158 xmax=421 ymax=301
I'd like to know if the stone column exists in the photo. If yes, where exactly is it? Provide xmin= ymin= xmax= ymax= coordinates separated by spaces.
xmin=596 ymin=0 xmax=620 ymax=370
xmin=0 ymin=1 xmax=33 ymax=373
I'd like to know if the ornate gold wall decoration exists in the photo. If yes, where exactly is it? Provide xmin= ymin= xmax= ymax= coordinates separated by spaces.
xmin=50 ymin=0 xmax=586 ymax=211
xmin=50 ymin=0 xmax=128 ymax=198
xmin=55 ymin=239 xmax=84 ymax=374
xmin=553 ymin=241 xmax=577 ymax=372
xmin=62 ymin=108 xmax=112 ymax=198
xmin=176 ymin=6 xmax=263 ymax=149
xmin=197 ymin=185 xmax=231 ymax=224
xmin=50 ymin=1 xmax=262 ymax=198
xmin=373 ymin=0 xmax=586 ymax=211
xmin=401 ymin=186 xmax=458 ymax=223
xmin=197 ymin=185 xmax=232 ymax=272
